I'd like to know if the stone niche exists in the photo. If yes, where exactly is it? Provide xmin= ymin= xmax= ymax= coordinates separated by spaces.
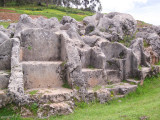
xmin=20 ymin=29 xmax=64 ymax=90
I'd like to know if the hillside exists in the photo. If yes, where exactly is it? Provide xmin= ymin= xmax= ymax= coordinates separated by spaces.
xmin=0 ymin=5 xmax=93 ymax=28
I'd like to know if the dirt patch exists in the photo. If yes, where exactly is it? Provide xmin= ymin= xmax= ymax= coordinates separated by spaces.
xmin=0 ymin=9 xmax=46 ymax=23
xmin=0 ymin=9 xmax=16 ymax=13
xmin=137 ymin=20 xmax=152 ymax=28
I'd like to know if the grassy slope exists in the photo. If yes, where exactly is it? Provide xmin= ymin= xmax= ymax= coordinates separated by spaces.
xmin=51 ymin=74 xmax=160 ymax=120
xmin=0 ymin=5 xmax=93 ymax=28
xmin=0 ymin=74 xmax=160 ymax=120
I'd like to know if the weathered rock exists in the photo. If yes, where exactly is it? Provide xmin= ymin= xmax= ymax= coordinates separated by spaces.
xmin=20 ymin=28 xmax=61 ymax=61
xmin=20 ymin=107 xmax=33 ymax=117
xmin=14 ymin=14 xmax=61 ymax=37
xmin=0 ymin=90 xmax=10 ymax=108
xmin=95 ymin=89 xmax=111 ymax=104
xmin=82 ymin=68 xmax=105 ymax=87
xmin=84 ymin=12 xmax=137 ymax=41
xmin=145 ymin=46 xmax=159 ymax=65
xmin=0 ymin=70 xmax=10 ymax=89
xmin=130 ymin=38 xmax=150 ymax=66
xmin=61 ymin=16 xmax=78 ymax=25
xmin=0 ymin=32 xmax=12 ymax=70
xmin=8 ymin=38 xmax=29 ymax=104
xmin=37 ymin=101 xmax=74 ymax=118
xmin=22 ymin=61 xmax=63 ymax=89
xmin=26 ymin=88 xmax=73 ymax=104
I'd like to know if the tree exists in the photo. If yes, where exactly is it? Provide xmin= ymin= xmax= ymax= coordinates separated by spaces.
xmin=52 ymin=0 xmax=102 ymax=12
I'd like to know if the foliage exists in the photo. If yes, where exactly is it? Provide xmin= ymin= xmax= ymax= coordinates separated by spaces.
xmin=0 ymin=0 xmax=102 ymax=12
xmin=87 ymin=65 xmax=95 ymax=69
xmin=156 ymin=61 xmax=160 ymax=65
xmin=0 ymin=5 xmax=93 ymax=21
xmin=93 ymin=85 xmax=101 ymax=92
xmin=138 ymin=65 xmax=142 ymax=70
xmin=143 ymin=40 xmax=150 ymax=48
xmin=28 ymin=90 xmax=38 ymax=95
xmin=0 ymin=22 xmax=10 ymax=28
xmin=119 ymin=35 xmax=135 ymax=47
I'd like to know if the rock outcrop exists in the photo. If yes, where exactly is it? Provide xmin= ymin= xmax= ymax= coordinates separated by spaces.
xmin=0 ymin=12 xmax=160 ymax=118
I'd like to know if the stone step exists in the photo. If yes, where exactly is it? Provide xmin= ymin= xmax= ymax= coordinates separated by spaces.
xmin=82 ymin=68 xmax=105 ymax=87
xmin=0 ymin=70 xmax=10 ymax=89
xmin=106 ymin=70 xmax=121 ymax=83
xmin=105 ymin=82 xmax=137 ymax=95
xmin=26 ymin=88 xmax=73 ymax=104
xmin=37 ymin=101 xmax=74 ymax=118
xmin=22 ymin=61 xmax=63 ymax=89
xmin=87 ymin=82 xmax=137 ymax=103
xmin=126 ymin=79 xmax=140 ymax=85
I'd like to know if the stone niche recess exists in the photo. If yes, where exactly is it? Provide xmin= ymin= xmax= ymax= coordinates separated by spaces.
xmin=20 ymin=29 xmax=63 ymax=90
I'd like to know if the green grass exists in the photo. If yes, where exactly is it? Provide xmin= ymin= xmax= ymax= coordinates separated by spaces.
xmin=138 ymin=65 xmax=142 ymax=70
xmin=156 ymin=61 xmax=160 ymax=65
xmin=93 ymin=85 xmax=101 ymax=92
xmin=50 ymin=74 xmax=160 ymax=120
xmin=1 ymin=74 xmax=160 ymax=119
xmin=0 ymin=22 xmax=10 ymax=28
xmin=0 ymin=4 xmax=93 ymax=21
xmin=87 ymin=65 xmax=95 ymax=69
xmin=28 ymin=90 xmax=38 ymax=95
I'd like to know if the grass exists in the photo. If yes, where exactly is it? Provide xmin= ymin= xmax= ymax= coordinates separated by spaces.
xmin=28 ymin=90 xmax=38 ymax=95
xmin=87 ymin=65 xmax=95 ymax=70
xmin=119 ymin=35 xmax=135 ymax=47
xmin=1 ymin=74 xmax=160 ymax=119
xmin=138 ymin=65 xmax=142 ymax=70
xmin=0 ymin=4 xmax=93 ymax=21
xmin=0 ymin=22 xmax=10 ymax=28
xmin=93 ymin=85 xmax=101 ymax=92
xmin=156 ymin=61 xmax=160 ymax=65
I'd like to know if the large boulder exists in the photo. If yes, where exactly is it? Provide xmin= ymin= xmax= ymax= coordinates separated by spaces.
xmin=14 ymin=14 xmax=61 ymax=37
xmin=84 ymin=12 xmax=137 ymax=41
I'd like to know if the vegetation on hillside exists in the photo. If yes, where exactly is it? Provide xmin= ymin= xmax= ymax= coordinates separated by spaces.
xmin=0 ymin=0 xmax=102 ymax=12
xmin=0 ymin=5 xmax=94 ymax=29
xmin=0 ymin=74 xmax=160 ymax=120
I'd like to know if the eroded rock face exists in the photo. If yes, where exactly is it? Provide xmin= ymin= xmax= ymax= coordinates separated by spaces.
xmin=130 ymin=38 xmax=150 ymax=67
xmin=136 ymin=26 xmax=160 ymax=60
xmin=14 ymin=14 xmax=61 ymax=37
xmin=83 ymin=12 xmax=137 ymax=41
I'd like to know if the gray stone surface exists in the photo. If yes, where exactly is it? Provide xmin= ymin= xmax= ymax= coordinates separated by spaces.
xmin=37 ymin=101 xmax=74 ymax=118
xmin=130 ymin=38 xmax=150 ymax=67
xmin=20 ymin=29 xmax=61 ymax=61
xmin=0 ymin=90 xmax=10 ymax=108
xmin=82 ymin=68 xmax=105 ymax=87
xmin=0 ymin=71 xmax=10 ymax=89
xmin=0 ymin=31 xmax=12 ymax=70
xmin=22 ymin=61 xmax=63 ymax=89
xmin=8 ymin=38 xmax=28 ymax=104
xmin=14 ymin=14 xmax=61 ymax=37
xmin=83 ymin=12 xmax=137 ymax=41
